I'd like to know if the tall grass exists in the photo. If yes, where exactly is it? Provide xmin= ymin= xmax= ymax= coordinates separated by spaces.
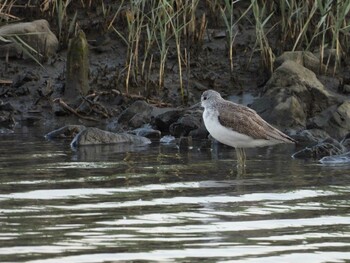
xmin=3 ymin=0 xmax=350 ymax=100
xmin=112 ymin=0 xmax=203 ymax=103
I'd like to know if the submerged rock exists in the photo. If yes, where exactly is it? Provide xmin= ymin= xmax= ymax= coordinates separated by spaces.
xmin=292 ymin=138 xmax=345 ymax=159
xmin=160 ymin=135 xmax=176 ymax=144
xmin=319 ymin=151 xmax=350 ymax=164
xmin=129 ymin=126 xmax=161 ymax=139
xmin=71 ymin=127 xmax=151 ymax=147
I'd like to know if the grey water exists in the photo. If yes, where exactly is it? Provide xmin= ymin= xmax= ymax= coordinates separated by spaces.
xmin=0 ymin=131 xmax=350 ymax=263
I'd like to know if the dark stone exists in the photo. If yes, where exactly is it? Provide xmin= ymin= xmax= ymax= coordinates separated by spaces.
xmin=71 ymin=127 xmax=151 ymax=147
xmin=169 ymin=110 xmax=202 ymax=137
xmin=189 ymin=124 xmax=209 ymax=139
xmin=153 ymin=109 xmax=184 ymax=132
xmin=129 ymin=126 xmax=161 ymax=139
xmin=0 ymin=101 xmax=15 ymax=111
xmin=0 ymin=111 xmax=15 ymax=128
xmin=118 ymin=100 xmax=153 ymax=128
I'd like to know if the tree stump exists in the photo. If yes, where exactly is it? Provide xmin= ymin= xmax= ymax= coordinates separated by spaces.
xmin=64 ymin=30 xmax=89 ymax=104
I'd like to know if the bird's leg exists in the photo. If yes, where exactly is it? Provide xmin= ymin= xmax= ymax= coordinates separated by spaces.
xmin=235 ymin=147 xmax=246 ymax=167
xmin=234 ymin=147 xmax=246 ymax=176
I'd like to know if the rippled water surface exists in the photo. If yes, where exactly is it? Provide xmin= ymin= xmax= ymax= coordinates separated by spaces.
xmin=1 ymin=131 xmax=350 ymax=263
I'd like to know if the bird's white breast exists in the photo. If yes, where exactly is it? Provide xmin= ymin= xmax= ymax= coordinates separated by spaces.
xmin=203 ymin=108 xmax=277 ymax=148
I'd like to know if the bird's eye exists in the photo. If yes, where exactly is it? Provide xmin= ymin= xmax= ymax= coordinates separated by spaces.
xmin=203 ymin=96 xmax=207 ymax=100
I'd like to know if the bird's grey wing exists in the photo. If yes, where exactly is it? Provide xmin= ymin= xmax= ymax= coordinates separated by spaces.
xmin=218 ymin=101 xmax=293 ymax=142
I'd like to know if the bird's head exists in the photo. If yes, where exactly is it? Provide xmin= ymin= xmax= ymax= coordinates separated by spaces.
xmin=201 ymin=90 xmax=222 ymax=108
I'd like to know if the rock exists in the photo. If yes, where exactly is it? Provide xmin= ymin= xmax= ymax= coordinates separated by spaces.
xmin=275 ymin=51 xmax=325 ymax=73
xmin=292 ymin=138 xmax=345 ymax=159
xmin=160 ymin=135 xmax=176 ymax=144
xmin=71 ymin=127 xmax=151 ymax=147
xmin=169 ymin=110 xmax=203 ymax=137
xmin=0 ymin=101 xmax=15 ymax=111
xmin=118 ymin=100 xmax=153 ymax=129
xmin=153 ymin=108 xmax=184 ymax=132
xmin=308 ymin=101 xmax=350 ymax=139
xmin=189 ymin=124 xmax=209 ymax=139
xmin=0 ymin=101 xmax=15 ymax=129
xmin=0 ymin=111 xmax=15 ymax=129
xmin=12 ymin=71 xmax=40 ymax=88
xmin=129 ymin=126 xmax=161 ymax=139
xmin=0 ymin=19 xmax=58 ymax=59
xmin=294 ymin=129 xmax=330 ymax=144
xmin=251 ymin=60 xmax=338 ymax=130
xmin=45 ymin=125 xmax=86 ymax=139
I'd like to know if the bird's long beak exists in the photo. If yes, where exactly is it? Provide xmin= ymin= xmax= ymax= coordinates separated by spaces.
xmin=189 ymin=102 xmax=202 ymax=109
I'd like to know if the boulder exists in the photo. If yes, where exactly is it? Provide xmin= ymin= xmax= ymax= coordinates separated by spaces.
xmin=169 ymin=110 xmax=204 ymax=137
xmin=275 ymin=51 xmax=325 ymax=73
xmin=251 ymin=60 xmax=338 ymax=130
xmin=0 ymin=19 xmax=58 ymax=59
xmin=153 ymin=108 xmax=184 ymax=132
xmin=71 ymin=127 xmax=151 ymax=147
xmin=118 ymin=100 xmax=153 ymax=129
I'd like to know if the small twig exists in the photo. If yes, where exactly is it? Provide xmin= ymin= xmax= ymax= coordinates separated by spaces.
xmin=53 ymin=98 xmax=99 ymax=122
xmin=81 ymin=96 xmax=110 ymax=118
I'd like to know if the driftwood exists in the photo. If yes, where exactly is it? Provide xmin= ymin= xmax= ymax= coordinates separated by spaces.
xmin=53 ymin=98 xmax=99 ymax=122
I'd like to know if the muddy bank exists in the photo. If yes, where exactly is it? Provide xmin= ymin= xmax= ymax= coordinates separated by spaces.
xmin=1 ymin=2 xmax=350 ymax=162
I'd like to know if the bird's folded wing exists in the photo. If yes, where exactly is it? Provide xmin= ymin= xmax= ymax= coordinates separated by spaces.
xmin=218 ymin=101 xmax=293 ymax=142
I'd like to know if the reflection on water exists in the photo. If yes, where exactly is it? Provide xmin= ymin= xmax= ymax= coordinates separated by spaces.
xmin=0 ymin=131 xmax=350 ymax=262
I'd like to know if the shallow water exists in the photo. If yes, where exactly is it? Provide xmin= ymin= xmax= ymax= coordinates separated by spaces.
xmin=0 ymin=131 xmax=350 ymax=263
